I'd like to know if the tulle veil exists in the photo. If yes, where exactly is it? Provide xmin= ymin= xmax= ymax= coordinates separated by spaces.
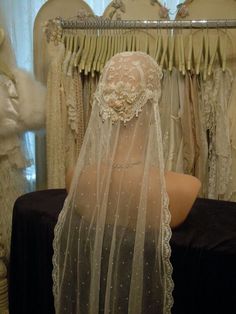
xmin=52 ymin=51 xmax=174 ymax=314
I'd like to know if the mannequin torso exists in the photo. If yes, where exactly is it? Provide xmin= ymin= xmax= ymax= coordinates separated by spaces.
xmin=66 ymin=167 xmax=201 ymax=229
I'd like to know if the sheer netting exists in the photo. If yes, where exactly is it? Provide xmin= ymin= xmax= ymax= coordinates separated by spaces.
xmin=52 ymin=51 xmax=174 ymax=314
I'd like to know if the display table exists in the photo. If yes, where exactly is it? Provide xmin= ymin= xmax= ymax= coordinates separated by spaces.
xmin=9 ymin=189 xmax=236 ymax=314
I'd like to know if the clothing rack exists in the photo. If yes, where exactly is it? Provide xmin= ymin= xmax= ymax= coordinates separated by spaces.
xmin=61 ymin=18 xmax=236 ymax=30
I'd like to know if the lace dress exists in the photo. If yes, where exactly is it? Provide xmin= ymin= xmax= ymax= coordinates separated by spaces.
xmin=46 ymin=43 xmax=85 ymax=188
xmin=0 ymin=74 xmax=27 ymax=258
xmin=199 ymin=68 xmax=233 ymax=199
xmin=159 ymin=68 xmax=183 ymax=172
xmin=225 ymin=73 xmax=236 ymax=201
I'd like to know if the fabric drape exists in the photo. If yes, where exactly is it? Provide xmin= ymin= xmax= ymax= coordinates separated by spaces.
xmin=52 ymin=52 xmax=174 ymax=314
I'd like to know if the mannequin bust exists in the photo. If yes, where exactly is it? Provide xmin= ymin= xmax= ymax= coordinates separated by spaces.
xmin=65 ymin=50 xmax=201 ymax=230
xmin=165 ymin=171 xmax=201 ymax=228
xmin=66 ymin=168 xmax=201 ymax=229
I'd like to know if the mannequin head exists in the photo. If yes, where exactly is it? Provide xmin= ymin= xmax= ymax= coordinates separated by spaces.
xmin=95 ymin=51 xmax=162 ymax=162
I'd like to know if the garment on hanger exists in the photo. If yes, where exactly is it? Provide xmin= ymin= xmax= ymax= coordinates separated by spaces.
xmin=52 ymin=51 xmax=173 ymax=314
xmin=190 ymin=73 xmax=208 ymax=196
xmin=46 ymin=43 xmax=85 ymax=188
xmin=227 ymin=74 xmax=236 ymax=200
xmin=199 ymin=68 xmax=233 ymax=199
xmin=159 ymin=68 xmax=183 ymax=172
xmin=82 ymin=74 xmax=99 ymax=129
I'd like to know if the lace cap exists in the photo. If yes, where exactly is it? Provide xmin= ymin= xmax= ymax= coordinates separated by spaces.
xmin=94 ymin=52 xmax=162 ymax=124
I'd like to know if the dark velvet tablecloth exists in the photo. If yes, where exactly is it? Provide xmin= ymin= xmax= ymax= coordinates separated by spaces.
xmin=9 ymin=189 xmax=236 ymax=314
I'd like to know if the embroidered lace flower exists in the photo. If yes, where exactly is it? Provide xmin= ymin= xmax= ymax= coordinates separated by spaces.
xmin=94 ymin=51 xmax=162 ymax=124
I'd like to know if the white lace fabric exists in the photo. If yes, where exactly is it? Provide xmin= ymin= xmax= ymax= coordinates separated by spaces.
xmin=0 ymin=74 xmax=27 ymax=259
xmin=46 ymin=43 xmax=86 ymax=188
xmin=95 ymin=52 xmax=162 ymax=124
xmin=199 ymin=68 xmax=233 ymax=199
xmin=52 ymin=52 xmax=173 ymax=314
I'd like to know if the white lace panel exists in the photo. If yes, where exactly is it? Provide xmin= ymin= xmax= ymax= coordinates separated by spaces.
xmin=95 ymin=51 xmax=162 ymax=124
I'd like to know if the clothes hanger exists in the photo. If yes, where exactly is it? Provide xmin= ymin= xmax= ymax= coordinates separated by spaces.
xmin=112 ymin=32 xmax=117 ymax=56
xmin=203 ymin=28 xmax=209 ymax=81
xmin=148 ymin=26 xmax=160 ymax=60
xmin=111 ymin=31 xmax=117 ymax=57
xmin=149 ymin=32 xmax=156 ymax=59
xmin=155 ymin=26 xmax=162 ymax=63
xmin=64 ymin=33 xmax=69 ymax=54
xmin=116 ymin=32 xmax=122 ymax=53
xmin=140 ymin=33 xmax=149 ymax=54
xmin=62 ymin=34 xmax=73 ymax=74
xmin=193 ymin=30 xmax=203 ymax=75
xmin=121 ymin=29 xmax=129 ymax=53
xmin=67 ymin=34 xmax=79 ymax=76
xmin=79 ymin=30 xmax=92 ymax=72
xmin=95 ymin=32 xmax=105 ymax=72
xmin=131 ymin=29 xmax=136 ymax=51
xmin=168 ymin=31 xmax=175 ymax=72
xmin=110 ymin=30 xmax=118 ymax=59
xmin=99 ymin=31 xmax=109 ymax=72
xmin=180 ymin=27 xmax=186 ymax=75
xmin=85 ymin=31 xmax=97 ymax=75
xmin=120 ymin=32 xmax=125 ymax=53
xmin=219 ymin=28 xmax=230 ymax=73
xmin=164 ymin=51 xmax=169 ymax=70
xmin=175 ymin=32 xmax=182 ymax=73
xmin=104 ymin=30 xmax=113 ymax=65
xmin=187 ymin=26 xmax=193 ymax=71
xmin=117 ymin=30 xmax=124 ymax=53
xmin=207 ymin=30 xmax=218 ymax=76
xmin=92 ymin=31 xmax=102 ymax=74
xmin=135 ymin=32 xmax=140 ymax=51
xmin=219 ymin=29 xmax=227 ymax=72
xmin=126 ymin=31 xmax=133 ymax=51
xmin=84 ymin=33 xmax=94 ymax=75
xmin=74 ymin=33 xmax=85 ymax=67
xmin=123 ymin=28 xmax=150 ymax=53
xmin=160 ymin=32 xmax=168 ymax=70
xmin=97 ymin=32 xmax=107 ymax=72
xmin=121 ymin=31 xmax=127 ymax=52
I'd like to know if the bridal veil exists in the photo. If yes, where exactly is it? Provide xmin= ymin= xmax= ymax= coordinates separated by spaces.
xmin=52 ymin=51 xmax=174 ymax=313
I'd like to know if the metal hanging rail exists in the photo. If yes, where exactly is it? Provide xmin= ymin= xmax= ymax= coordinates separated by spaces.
xmin=60 ymin=18 xmax=236 ymax=30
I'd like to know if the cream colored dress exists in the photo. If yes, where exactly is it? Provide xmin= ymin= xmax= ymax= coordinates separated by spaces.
xmin=0 ymin=75 xmax=27 ymax=259
xmin=159 ymin=68 xmax=183 ymax=173
xmin=46 ymin=43 xmax=85 ymax=188
xmin=0 ymin=68 xmax=46 ymax=258
xmin=199 ymin=68 xmax=233 ymax=199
